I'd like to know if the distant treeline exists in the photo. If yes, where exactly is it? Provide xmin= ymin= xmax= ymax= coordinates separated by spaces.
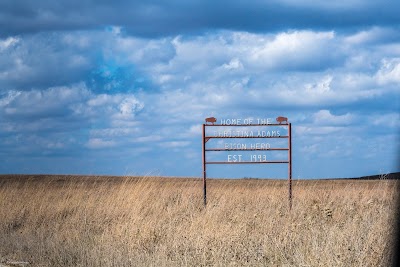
xmin=346 ymin=172 xmax=400 ymax=180
xmin=241 ymin=172 xmax=400 ymax=180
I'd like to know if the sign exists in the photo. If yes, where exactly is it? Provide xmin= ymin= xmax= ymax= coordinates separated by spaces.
xmin=202 ymin=116 xmax=292 ymax=209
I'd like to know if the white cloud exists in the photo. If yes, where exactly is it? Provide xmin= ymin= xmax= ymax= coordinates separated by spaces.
xmin=0 ymin=32 xmax=97 ymax=90
xmin=345 ymin=27 xmax=400 ymax=45
xmin=117 ymin=97 xmax=144 ymax=118
xmin=187 ymin=125 xmax=202 ymax=135
xmin=134 ymin=135 xmax=163 ymax=143
xmin=0 ymin=90 xmax=21 ymax=107
xmin=249 ymin=31 xmax=336 ymax=70
xmin=300 ymin=144 xmax=319 ymax=154
xmin=87 ymin=94 xmax=114 ymax=106
xmin=296 ymin=126 xmax=346 ymax=135
xmin=0 ymin=83 xmax=145 ymax=144
xmin=89 ymin=128 xmax=139 ymax=137
xmin=2 ymin=28 xmax=396 ymax=115
xmin=375 ymin=58 xmax=400 ymax=85
xmin=46 ymin=142 xmax=65 ymax=149
xmin=1 ymin=83 xmax=90 ymax=118
xmin=76 ymin=92 xmax=144 ymax=121
xmin=135 ymin=30 xmax=342 ymax=97
xmin=313 ymin=110 xmax=354 ymax=125
xmin=370 ymin=113 xmax=400 ymax=128
xmin=0 ymin=37 xmax=19 ymax=51
xmin=305 ymin=76 xmax=332 ymax=94
xmin=221 ymin=58 xmax=243 ymax=70
xmin=62 ymin=33 xmax=91 ymax=49
xmin=159 ymin=141 xmax=191 ymax=148
xmin=114 ymin=27 xmax=394 ymax=112
xmin=86 ymin=138 xmax=117 ymax=149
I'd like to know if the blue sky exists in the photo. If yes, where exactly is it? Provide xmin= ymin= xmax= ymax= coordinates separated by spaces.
xmin=0 ymin=0 xmax=399 ymax=178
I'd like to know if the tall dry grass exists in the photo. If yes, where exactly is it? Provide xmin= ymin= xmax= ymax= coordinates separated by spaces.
xmin=0 ymin=175 xmax=398 ymax=266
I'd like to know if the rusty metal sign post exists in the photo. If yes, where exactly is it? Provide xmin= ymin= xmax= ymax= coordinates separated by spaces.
xmin=202 ymin=117 xmax=292 ymax=209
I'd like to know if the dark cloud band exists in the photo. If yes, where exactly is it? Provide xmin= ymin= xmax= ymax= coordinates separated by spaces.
xmin=1 ymin=1 xmax=400 ymax=37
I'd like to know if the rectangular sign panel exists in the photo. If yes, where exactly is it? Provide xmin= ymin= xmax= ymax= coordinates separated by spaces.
xmin=202 ymin=117 xmax=292 ymax=209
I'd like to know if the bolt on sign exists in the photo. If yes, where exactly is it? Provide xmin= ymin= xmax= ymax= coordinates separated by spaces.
xmin=202 ymin=117 xmax=292 ymax=209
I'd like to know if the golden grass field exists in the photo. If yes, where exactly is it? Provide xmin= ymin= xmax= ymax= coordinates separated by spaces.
xmin=0 ymin=175 xmax=399 ymax=266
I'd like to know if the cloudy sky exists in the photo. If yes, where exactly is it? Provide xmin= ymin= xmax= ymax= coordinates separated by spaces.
xmin=0 ymin=0 xmax=399 ymax=178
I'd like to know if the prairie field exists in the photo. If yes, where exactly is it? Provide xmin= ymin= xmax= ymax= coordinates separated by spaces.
xmin=0 ymin=175 xmax=399 ymax=267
